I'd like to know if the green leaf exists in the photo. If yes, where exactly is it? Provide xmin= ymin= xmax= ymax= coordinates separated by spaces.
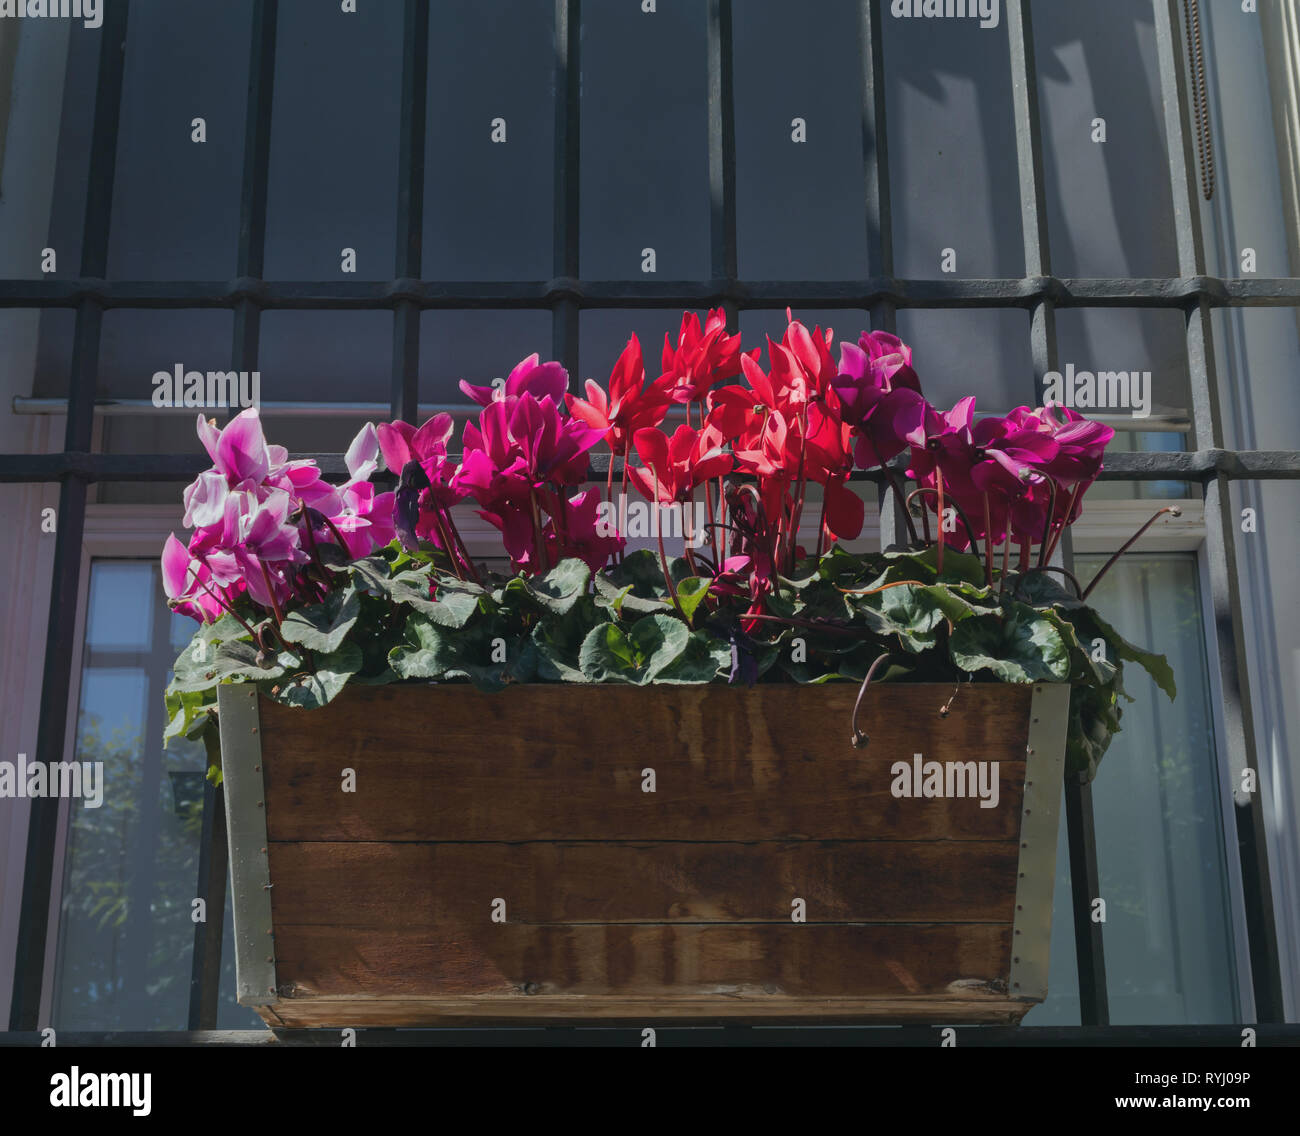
xmin=269 ymin=643 xmax=363 ymax=709
xmin=877 ymin=583 xmax=969 ymax=651
xmin=593 ymin=575 xmax=659 ymax=618
xmin=163 ymin=686 xmax=216 ymax=746
xmin=579 ymin=614 xmax=693 ymax=683
xmin=843 ymin=582 xmax=971 ymax=654
xmin=653 ymin=630 xmax=735 ymax=683
xmin=673 ymin=576 xmax=712 ymax=623
xmin=631 ymin=613 xmax=691 ymax=681
xmin=578 ymin=623 xmax=640 ymax=683
xmin=388 ymin=614 xmax=454 ymax=679
xmin=1082 ymin=608 xmax=1177 ymax=701
xmin=170 ymin=638 xmax=291 ymax=692
xmin=387 ymin=612 xmax=516 ymax=690
xmin=883 ymin=543 xmax=982 ymax=590
xmin=949 ymin=603 xmax=1070 ymax=683
xmin=531 ymin=620 xmax=588 ymax=682
xmin=602 ymin=549 xmax=670 ymax=599
xmin=348 ymin=556 xmax=440 ymax=614
xmin=1040 ymin=608 xmax=1117 ymax=688
xmin=279 ymin=586 xmax=361 ymax=653
xmin=531 ymin=597 xmax=603 ymax=682
xmin=522 ymin=558 xmax=591 ymax=615
xmin=1014 ymin=569 xmax=1085 ymax=609
xmin=424 ymin=581 xmax=485 ymax=629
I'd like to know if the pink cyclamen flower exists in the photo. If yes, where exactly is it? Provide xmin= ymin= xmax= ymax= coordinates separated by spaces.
xmin=161 ymin=534 xmax=226 ymax=623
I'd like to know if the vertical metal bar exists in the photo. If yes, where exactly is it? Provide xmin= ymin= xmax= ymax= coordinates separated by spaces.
xmin=9 ymin=0 xmax=130 ymax=1031
xmin=231 ymin=0 xmax=278 ymax=408
xmin=187 ymin=783 xmax=228 ymax=1030
xmin=1008 ymin=0 xmax=1110 ymax=1026
xmin=707 ymin=0 xmax=738 ymax=329
xmin=392 ymin=0 xmax=429 ymax=423
xmin=860 ymin=0 xmax=893 ymax=328
xmin=1153 ymin=0 xmax=1283 ymax=1020
xmin=859 ymin=0 xmax=905 ymax=550
xmin=189 ymin=0 xmax=278 ymax=1019
xmin=1055 ymin=528 xmax=1110 ymax=1025
xmin=552 ymin=0 xmax=580 ymax=376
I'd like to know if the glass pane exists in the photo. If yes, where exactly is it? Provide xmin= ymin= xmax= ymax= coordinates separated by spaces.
xmin=883 ymin=11 xmax=1024 ymax=278
xmin=1064 ymin=554 xmax=1233 ymax=1023
xmin=580 ymin=1 xmax=710 ymax=280
xmin=54 ymin=561 xmax=258 ymax=1029
xmin=1032 ymin=0 xmax=1179 ymax=278
xmin=734 ymin=0 xmax=871 ymax=280
xmin=97 ymin=310 xmax=235 ymax=401
xmin=86 ymin=564 xmax=154 ymax=652
xmin=263 ymin=0 xmax=403 ymax=279
xmin=106 ymin=0 xmax=253 ymax=279
xmin=36 ymin=21 xmax=99 ymax=279
xmin=423 ymin=0 xmax=555 ymax=280
xmin=420 ymin=309 xmax=554 ymax=406
xmin=1054 ymin=307 xmax=1195 ymax=502
xmin=893 ymin=308 xmax=1033 ymax=411
xmin=259 ymin=310 xmax=390 ymax=402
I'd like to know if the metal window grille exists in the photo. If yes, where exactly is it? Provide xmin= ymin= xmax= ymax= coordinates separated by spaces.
xmin=3 ymin=0 xmax=1298 ymax=1039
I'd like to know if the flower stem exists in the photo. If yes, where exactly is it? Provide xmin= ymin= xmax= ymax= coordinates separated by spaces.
xmin=427 ymin=506 xmax=464 ymax=580
xmin=935 ymin=469 xmax=946 ymax=576
xmin=982 ymin=493 xmax=994 ymax=588
xmin=869 ymin=437 xmax=920 ymax=547
xmin=1043 ymin=482 xmax=1080 ymax=565
xmin=653 ymin=470 xmax=687 ymax=621
xmin=1080 ymin=506 xmax=1182 ymax=600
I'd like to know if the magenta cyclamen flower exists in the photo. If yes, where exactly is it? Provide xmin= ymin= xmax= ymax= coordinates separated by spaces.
xmin=458 ymin=353 xmax=569 ymax=409
xmin=457 ymin=392 xmax=606 ymax=512
xmin=1007 ymin=403 xmax=1115 ymax=487
xmin=831 ymin=338 xmax=928 ymax=467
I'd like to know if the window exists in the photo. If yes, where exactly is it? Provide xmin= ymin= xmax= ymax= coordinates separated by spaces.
xmin=1 ymin=0 xmax=1296 ymax=1040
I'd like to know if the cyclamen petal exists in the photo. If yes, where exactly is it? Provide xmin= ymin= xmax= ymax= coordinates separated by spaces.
xmin=182 ymin=469 xmax=229 ymax=529
xmin=215 ymin=409 xmax=271 ymax=485
xmin=345 ymin=423 xmax=381 ymax=480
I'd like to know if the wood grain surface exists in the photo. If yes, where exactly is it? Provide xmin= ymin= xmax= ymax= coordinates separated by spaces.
xmin=242 ymin=682 xmax=1044 ymax=1025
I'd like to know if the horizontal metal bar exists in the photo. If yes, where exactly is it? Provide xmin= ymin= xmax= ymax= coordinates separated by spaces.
xmin=0 ymin=449 xmax=1295 ymax=485
xmin=2 ymin=276 xmax=1300 ymax=311
xmin=7 ymin=397 xmax=1194 ymax=433
xmin=0 ymin=1024 xmax=1296 ymax=1046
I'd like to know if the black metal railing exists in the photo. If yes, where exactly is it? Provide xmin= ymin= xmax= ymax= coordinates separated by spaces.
xmin=4 ymin=0 xmax=1298 ymax=1038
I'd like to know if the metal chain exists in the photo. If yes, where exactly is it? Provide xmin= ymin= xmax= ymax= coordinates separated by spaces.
xmin=1182 ymin=0 xmax=1216 ymax=201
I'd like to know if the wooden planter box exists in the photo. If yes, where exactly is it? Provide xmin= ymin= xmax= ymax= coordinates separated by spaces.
xmin=218 ymin=681 xmax=1069 ymax=1028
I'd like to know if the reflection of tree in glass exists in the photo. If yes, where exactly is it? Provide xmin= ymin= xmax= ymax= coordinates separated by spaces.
xmin=56 ymin=713 xmax=206 ymax=1030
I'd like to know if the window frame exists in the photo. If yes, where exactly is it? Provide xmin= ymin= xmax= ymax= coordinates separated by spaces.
xmin=1 ymin=0 xmax=1297 ymax=1039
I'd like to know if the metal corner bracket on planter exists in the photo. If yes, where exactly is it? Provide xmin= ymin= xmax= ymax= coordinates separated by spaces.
xmin=217 ymin=680 xmax=1070 ymax=1028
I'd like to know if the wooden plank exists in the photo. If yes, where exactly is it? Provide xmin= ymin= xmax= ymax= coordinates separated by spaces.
xmin=260 ymin=684 xmax=1032 ymax=841
xmin=261 ymin=994 xmax=1034 ymax=1028
xmin=270 ymin=923 xmax=1012 ymax=999
xmin=268 ymin=841 xmax=1020 ymax=925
